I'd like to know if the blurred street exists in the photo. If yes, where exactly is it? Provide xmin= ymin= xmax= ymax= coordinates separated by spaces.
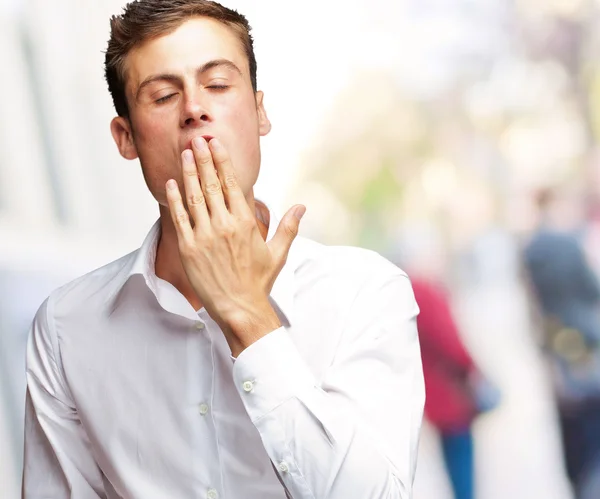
xmin=0 ymin=384 xmax=19 ymax=499
xmin=415 ymin=277 xmax=573 ymax=499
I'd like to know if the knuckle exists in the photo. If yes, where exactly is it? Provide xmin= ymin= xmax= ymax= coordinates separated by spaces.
xmin=183 ymin=168 xmax=199 ymax=177
xmin=223 ymin=172 xmax=238 ymax=189
xmin=239 ymin=216 xmax=256 ymax=231
xmin=187 ymin=193 xmax=205 ymax=206
xmin=199 ymin=154 xmax=213 ymax=167
xmin=200 ymin=236 xmax=214 ymax=250
xmin=216 ymin=222 xmax=235 ymax=238
xmin=194 ymin=233 xmax=211 ymax=250
xmin=211 ymin=152 xmax=225 ymax=164
xmin=285 ymin=224 xmax=298 ymax=237
xmin=204 ymin=182 xmax=222 ymax=195
xmin=175 ymin=210 xmax=189 ymax=226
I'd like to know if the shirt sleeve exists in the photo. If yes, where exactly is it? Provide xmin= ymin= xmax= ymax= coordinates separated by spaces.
xmin=23 ymin=295 xmax=106 ymax=499
xmin=232 ymin=271 xmax=425 ymax=499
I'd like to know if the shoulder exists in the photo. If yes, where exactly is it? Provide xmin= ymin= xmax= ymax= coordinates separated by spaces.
xmin=293 ymin=235 xmax=406 ymax=276
xmin=525 ymin=230 xmax=580 ymax=261
xmin=43 ymin=249 xmax=139 ymax=321
xmin=26 ymin=249 xmax=138 ymax=373
xmin=290 ymin=236 xmax=412 ymax=301
xmin=527 ymin=229 xmax=573 ymax=248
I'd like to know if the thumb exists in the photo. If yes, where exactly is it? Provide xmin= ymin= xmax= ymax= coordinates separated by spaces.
xmin=268 ymin=204 xmax=306 ymax=265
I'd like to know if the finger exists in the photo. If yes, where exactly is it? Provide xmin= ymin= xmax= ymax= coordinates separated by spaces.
xmin=165 ymin=179 xmax=195 ymax=246
xmin=181 ymin=149 xmax=210 ymax=231
xmin=208 ymin=138 xmax=251 ymax=218
xmin=267 ymin=205 xmax=306 ymax=269
xmin=192 ymin=136 xmax=228 ymax=222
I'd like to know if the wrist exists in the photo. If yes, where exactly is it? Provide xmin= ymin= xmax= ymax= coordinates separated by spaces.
xmin=220 ymin=300 xmax=281 ymax=355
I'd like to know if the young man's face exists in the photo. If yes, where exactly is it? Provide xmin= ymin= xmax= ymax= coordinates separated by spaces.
xmin=111 ymin=17 xmax=271 ymax=207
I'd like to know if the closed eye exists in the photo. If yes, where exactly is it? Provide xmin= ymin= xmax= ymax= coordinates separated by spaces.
xmin=156 ymin=93 xmax=176 ymax=104
xmin=206 ymin=85 xmax=230 ymax=91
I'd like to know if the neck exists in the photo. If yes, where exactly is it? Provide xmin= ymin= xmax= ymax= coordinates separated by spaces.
xmin=154 ymin=193 xmax=269 ymax=311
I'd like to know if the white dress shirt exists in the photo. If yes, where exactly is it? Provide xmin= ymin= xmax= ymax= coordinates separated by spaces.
xmin=23 ymin=203 xmax=424 ymax=499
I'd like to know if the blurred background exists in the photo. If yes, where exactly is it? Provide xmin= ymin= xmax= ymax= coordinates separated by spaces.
xmin=3 ymin=0 xmax=600 ymax=497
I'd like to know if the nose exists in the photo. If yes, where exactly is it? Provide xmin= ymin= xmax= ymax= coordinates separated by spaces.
xmin=180 ymin=90 xmax=211 ymax=128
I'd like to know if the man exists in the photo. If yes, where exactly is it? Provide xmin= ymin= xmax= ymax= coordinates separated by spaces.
xmin=22 ymin=1 xmax=424 ymax=498
xmin=524 ymin=188 xmax=600 ymax=499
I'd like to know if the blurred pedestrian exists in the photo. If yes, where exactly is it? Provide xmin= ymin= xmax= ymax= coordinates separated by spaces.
xmin=411 ymin=275 xmax=498 ymax=499
xmin=523 ymin=187 xmax=600 ymax=499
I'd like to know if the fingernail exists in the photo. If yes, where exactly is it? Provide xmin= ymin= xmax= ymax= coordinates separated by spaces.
xmin=167 ymin=179 xmax=177 ymax=190
xmin=193 ymin=137 xmax=207 ymax=151
xmin=182 ymin=149 xmax=193 ymax=163
xmin=209 ymin=138 xmax=222 ymax=151
xmin=294 ymin=205 xmax=306 ymax=220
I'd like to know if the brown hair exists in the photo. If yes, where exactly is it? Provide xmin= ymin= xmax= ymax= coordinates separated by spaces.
xmin=104 ymin=0 xmax=257 ymax=118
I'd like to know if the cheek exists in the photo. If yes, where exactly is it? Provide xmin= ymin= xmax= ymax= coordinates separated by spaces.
xmin=231 ymin=110 xmax=261 ymax=176
xmin=131 ymin=115 xmax=181 ymax=203
xmin=229 ymin=101 xmax=261 ymax=150
xmin=133 ymin=113 xmax=179 ymax=168
xmin=216 ymin=97 xmax=261 ymax=176
xmin=134 ymin=114 xmax=172 ymax=145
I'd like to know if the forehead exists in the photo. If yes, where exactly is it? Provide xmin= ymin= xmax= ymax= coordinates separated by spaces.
xmin=125 ymin=17 xmax=248 ymax=91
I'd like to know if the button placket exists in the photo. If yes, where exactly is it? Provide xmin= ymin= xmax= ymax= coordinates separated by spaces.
xmin=202 ymin=318 xmax=226 ymax=499
xmin=190 ymin=317 xmax=220 ymax=497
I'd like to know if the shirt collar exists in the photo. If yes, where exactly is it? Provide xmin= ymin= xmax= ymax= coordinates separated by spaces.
xmin=116 ymin=200 xmax=296 ymax=326
xmin=262 ymin=203 xmax=296 ymax=328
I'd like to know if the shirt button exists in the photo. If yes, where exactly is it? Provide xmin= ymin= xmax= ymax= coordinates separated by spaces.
xmin=242 ymin=380 xmax=254 ymax=393
xmin=199 ymin=403 xmax=209 ymax=416
xmin=278 ymin=461 xmax=290 ymax=473
xmin=206 ymin=488 xmax=218 ymax=499
xmin=195 ymin=321 xmax=205 ymax=330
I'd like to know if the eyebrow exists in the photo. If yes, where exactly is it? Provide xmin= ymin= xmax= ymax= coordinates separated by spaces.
xmin=135 ymin=59 xmax=243 ymax=100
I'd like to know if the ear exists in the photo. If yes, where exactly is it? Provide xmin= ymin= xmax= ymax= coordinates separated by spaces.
xmin=255 ymin=91 xmax=271 ymax=137
xmin=110 ymin=116 xmax=138 ymax=160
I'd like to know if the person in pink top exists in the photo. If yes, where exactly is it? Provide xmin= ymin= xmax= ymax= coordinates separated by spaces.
xmin=411 ymin=276 xmax=483 ymax=499
xmin=412 ymin=278 xmax=478 ymax=432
